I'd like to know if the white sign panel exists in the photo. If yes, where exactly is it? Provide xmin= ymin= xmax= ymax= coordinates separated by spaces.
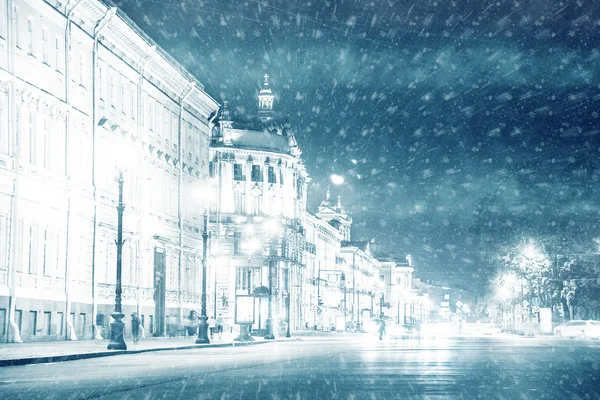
xmin=235 ymin=295 xmax=255 ymax=325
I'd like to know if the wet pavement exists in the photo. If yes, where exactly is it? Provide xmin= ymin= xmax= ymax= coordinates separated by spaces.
xmin=1 ymin=334 xmax=599 ymax=399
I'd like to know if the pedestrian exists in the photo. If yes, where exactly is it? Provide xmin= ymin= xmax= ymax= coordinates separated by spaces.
xmin=379 ymin=319 xmax=386 ymax=340
xmin=131 ymin=312 xmax=141 ymax=344
xmin=216 ymin=313 xmax=224 ymax=339
xmin=167 ymin=315 xmax=177 ymax=338
xmin=208 ymin=316 xmax=217 ymax=339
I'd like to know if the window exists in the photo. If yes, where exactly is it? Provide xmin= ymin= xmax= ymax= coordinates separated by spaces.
xmin=279 ymin=169 xmax=284 ymax=185
xmin=233 ymin=188 xmax=245 ymax=214
xmin=57 ymin=312 xmax=63 ymax=336
xmin=0 ymin=309 xmax=6 ymax=336
xmin=55 ymin=36 xmax=60 ymax=70
xmin=252 ymin=193 xmax=262 ymax=215
xmin=43 ymin=311 xmax=51 ymax=335
xmin=27 ymin=225 xmax=36 ymax=274
xmin=29 ymin=311 xmax=37 ymax=335
xmin=268 ymin=166 xmax=276 ymax=183
xmin=42 ymin=27 xmax=48 ymax=63
xmin=121 ymin=75 xmax=126 ymax=115
xmin=79 ymin=313 xmax=86 ymax=337
xmin=233 ymin=232 xmax=242 ymax=255
xmin=15 ymin=12 xmax=20 ymax=48
xmin=235 ymin=266 xmax=249 ymax=291
xmin=251 ymin=165 xmax=262 ymax=182
xmin=109 ymin=69 xmax=115 ymax=107
xmin=27 ymin=17 xmax=33 ymax=55
xmin=15 ymin=310 xmax=22 ymax=333
xmin=0 ymin=215 xmax=7 ymax=271
xmin=42 ymin=115 xmax=48 ymax=169
xmin=380 ymin=274 xmax=385 ymax=282
xmin=79 ymin=54 xmax=84 ymax=85
xmin=28 ymin=110 xmax=35 ymax=164
xmin=15 ymin=220 xmax=22 ymax=272
xmin=98 ymin=64 xmax=104 ymax=100
xmin=130 ymin=81 xmax=136 ymax=120
xmin=0 ymin=0 xmax=6 ymax=39
xmin=234 ymin=164 xmax=245 ymax=181
xmin=42 ymin=229 xmax=48 ymax=275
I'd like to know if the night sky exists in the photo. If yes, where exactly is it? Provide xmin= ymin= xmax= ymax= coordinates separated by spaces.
xmin=116 ymin=0 xmax=600 ymax=292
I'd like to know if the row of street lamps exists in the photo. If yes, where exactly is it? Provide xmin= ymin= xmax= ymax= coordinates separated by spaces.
xmin=106 ymin=159 xmax=347 ymax=348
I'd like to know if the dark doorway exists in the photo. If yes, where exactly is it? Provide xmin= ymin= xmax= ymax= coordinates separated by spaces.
xmin=153 ymin=248 xmax=166 ymax=336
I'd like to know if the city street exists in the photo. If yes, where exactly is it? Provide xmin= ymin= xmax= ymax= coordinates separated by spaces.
xmin=1 ymin=334 xmax=599 ymax=399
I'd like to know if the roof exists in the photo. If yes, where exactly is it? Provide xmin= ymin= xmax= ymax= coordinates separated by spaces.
xmin=341 ymin=241 xmax=372 ymax=252
xmin=228 ymin=128 xmax=291 ymax=154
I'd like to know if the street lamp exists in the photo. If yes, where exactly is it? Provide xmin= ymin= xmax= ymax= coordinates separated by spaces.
xmin=195 ymin=210 xmax=211 ymax=344
xmin=234 ymin=236 xmax=260 ymax=342
xmin=107 ymin=135 xmax=130 ymax=351
xmin=330 ymin=174 xmax=345 ymax=186
xmin=196 ymin=181 xmax=216 ymax=345
xmin=264 ymin=219 xmax=281 ymax=340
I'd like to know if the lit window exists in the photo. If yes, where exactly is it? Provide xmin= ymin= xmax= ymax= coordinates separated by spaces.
xmin=79 ymin=54 xmax=84 ymax=85
xmin=28 ymin=112 xmax=35 ymax=164
xmin=121 ymin=75 xmax=126 ymax=115
xmin=233 ymin=163 xmax=244 ymax=181
xmin=27 ymin=17 xmax=33 ymax=55
xmin=268 ymin=166 xmax=276 ymax=183
xmin=98 ymin=64 xmax=104 ymax=100
xmin=55 ymin=36 xmax=60 ymax=70
xmin=252 ymin=193 xmax=262 ymax=215
xmin=251 ymin=165 xmax=262 ymax=182
xmin=42 ymin=27 xmax=48 ymax=63
xmin=233 ymin=188 xmax=245 ymax=214
xmin=109 ymin=69 xmax=115 ymax=107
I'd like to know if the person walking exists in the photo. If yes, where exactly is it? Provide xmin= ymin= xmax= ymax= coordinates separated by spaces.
xmin=216 ymin=313 xmax=224 ymax=339
xmin=131 ymin=313 xmax=141 ymax=344
xmin=208 ymin=316 xmax=217 ymax=339
xmin=379 ymin=319 xmax=386 ymax=340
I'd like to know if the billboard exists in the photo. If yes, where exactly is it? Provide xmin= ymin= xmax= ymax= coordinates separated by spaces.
xmin=235 ymin=295 xmax=255 ymax=325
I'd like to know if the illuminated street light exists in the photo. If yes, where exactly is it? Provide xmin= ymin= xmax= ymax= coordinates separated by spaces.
xmin=196 ymin=181 xmax=216 ymax=345
xmin=263 ymin=219 xmax=281 ymax=340
xmin=107 ymin=134 xmax=131 ymax=351
xmin=330 ymin=174 xmax=345 ymax=186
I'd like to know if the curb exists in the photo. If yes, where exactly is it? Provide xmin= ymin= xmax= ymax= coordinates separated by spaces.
xmin=0 ymin=338 xmax=301 ymax=368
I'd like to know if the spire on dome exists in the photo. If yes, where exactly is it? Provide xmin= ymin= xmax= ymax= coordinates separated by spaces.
xmin=258 ymin=72 xmax=275 ymax=122
xmin=326 ymin=185 xmax=331 ymax=201
xmin=337 ymin=196 xmax=342 ymax=210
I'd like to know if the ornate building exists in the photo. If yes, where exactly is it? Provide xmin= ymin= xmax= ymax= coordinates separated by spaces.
xmin=0 ymin=0 xmax=218 ymax=342
xmin=379 ymin=256 xmax=415 ymax=325
xmin=208 ymin=75 xmax=308 ymax=334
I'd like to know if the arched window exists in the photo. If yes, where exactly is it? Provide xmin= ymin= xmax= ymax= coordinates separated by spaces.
xmin=251 ymin=187 xmax=262 ymax=215
xmin=265 ymin=188 xmax=276 ymax=216
xmin=233 ymin=187 xmax=245 ymax=214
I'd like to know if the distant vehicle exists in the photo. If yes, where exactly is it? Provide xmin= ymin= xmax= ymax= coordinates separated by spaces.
xmin=464 ymin=322 xmax=502 ymax=336
xmin=554 ymin=320 xmax=600 ymax=339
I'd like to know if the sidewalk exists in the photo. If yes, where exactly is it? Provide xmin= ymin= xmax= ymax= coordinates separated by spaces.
xmin=0 ymin=331 xmax=299 ymax=367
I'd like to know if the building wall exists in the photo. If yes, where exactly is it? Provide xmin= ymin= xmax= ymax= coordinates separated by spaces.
xmin=340 ymin=246 xmax=381 ymax=325
xmin=0 ymin=0 xmax=218 ymax=342
xmin=207 ymin=145 xmax=308 ymax=333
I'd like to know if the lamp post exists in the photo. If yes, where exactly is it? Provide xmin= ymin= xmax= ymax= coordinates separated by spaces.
xmin=195 ymin=211 xmax=210 ymax=344
xmin=107 ymin=172 xmax=127 ymax=350
xmin=263 ymin=220 xmax=281 ymax=340
xmin=235 ymin=237 xmax=257 ymax=342
xmin=264 ymin=255 xmax=276 ymax=340
xmin=285 ymin=288 xmax=291 ymax=338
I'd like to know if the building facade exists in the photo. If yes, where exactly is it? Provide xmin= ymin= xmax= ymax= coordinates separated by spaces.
xmin=0 ymin=0 xmax=218 ymax=342
xmin=207 ymin=75 xmax=308 ymax=334
xmin=379 ymin=256 xmax=415 ymax=325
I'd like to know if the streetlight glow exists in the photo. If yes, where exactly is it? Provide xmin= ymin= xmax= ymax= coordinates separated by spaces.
xmin=330 ymin=174 xmax=345 ymax=185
